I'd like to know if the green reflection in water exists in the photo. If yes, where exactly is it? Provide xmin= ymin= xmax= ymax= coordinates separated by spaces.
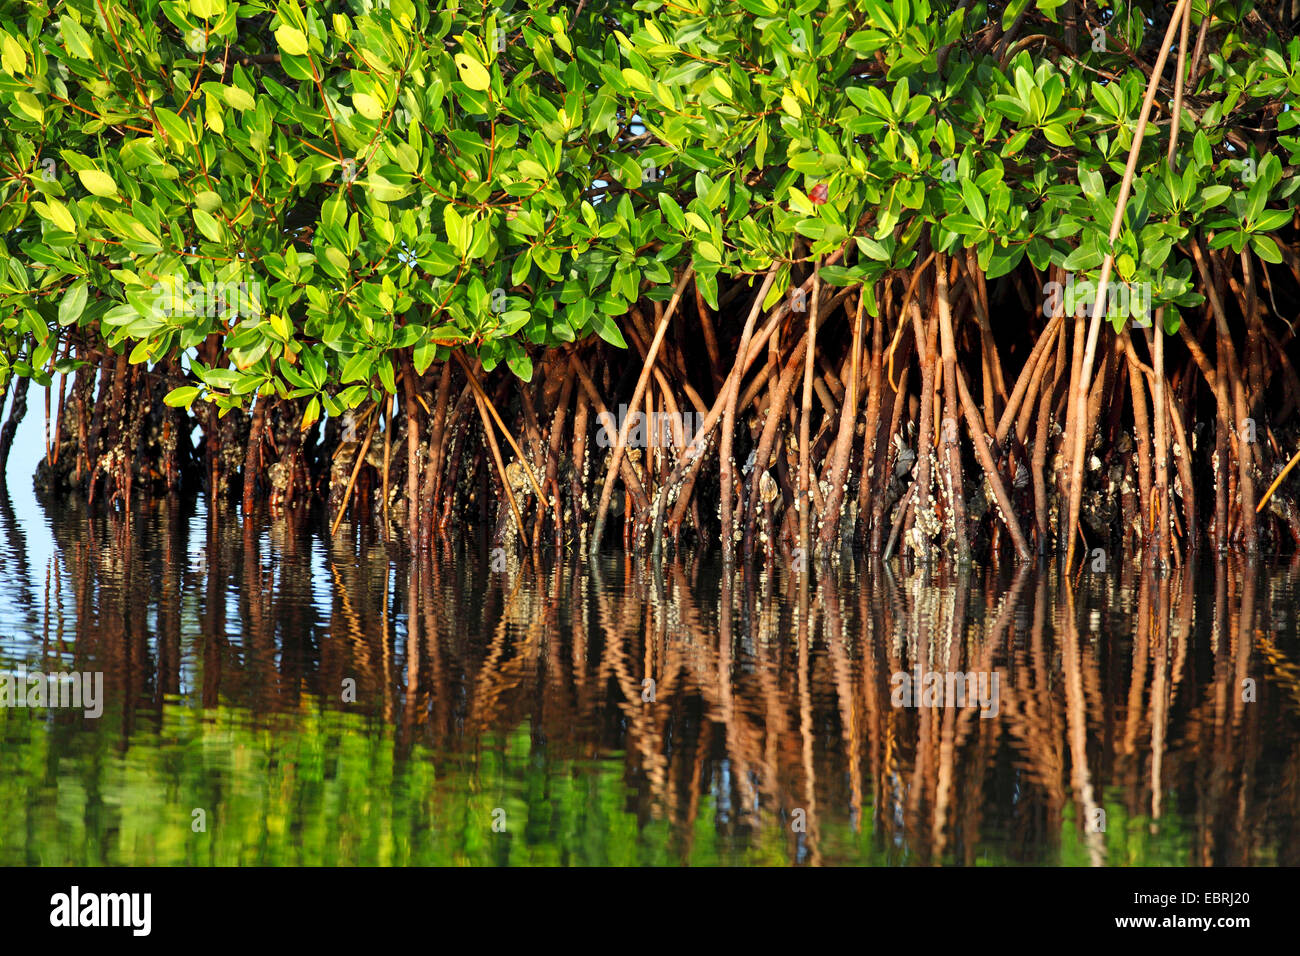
xmin=1 ymin=700 xmax=1199 ymax=866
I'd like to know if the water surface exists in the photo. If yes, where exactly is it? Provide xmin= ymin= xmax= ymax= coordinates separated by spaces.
xmin=0 ymin=416 xmax=1297 ymax=866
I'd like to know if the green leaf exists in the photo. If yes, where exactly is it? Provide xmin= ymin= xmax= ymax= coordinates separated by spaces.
xmin=322 ymin=194 xmax=346 ymax=232
xmin=353 ymin=92 xmax=382 ymax=119
xmin=164 ymin=385 xmax=200 ymax=408
xmin=1042 ymin=123 xmax=1073 ymax=148
xmin=1078 ymin=166 xmax=1103 ymax=202
xmin=612 ymin=154 xmax=642 ymax=187
xmin=1252 ymin=208 xmax=1292 ymax=232
xmin=193 ymin=208 xmax=222 ymax=241
xmin=59 ymin=280 xmax=88 ymax=326
xmin=363 ymin=173 xmax=411 ymax=202
xmin=454 ymin=53 xmax=491 ymax=91
xmin=413 ymin=339 xmax=437 ymax=376
xmin=516 ymin=158 xmax=548 ymax=179
xmin=1002 ymin=0 xmax=1031 ymax=30
xmin=589 ymin=309 xmax=627 ymax=349
xmin=42 ymin=198 xmax=77 ymax=233
xmin=658 ymin=193 xmax=686 ymax=231
xmin=59 ymin=16 xmax=94 ymax=59
xmin=77 ymin=168 xmax=118 ymax=198
xmin=222 ymin=86 xmax=255 ymax=111
xmin=621 ymin=68 xmax=651 ymax=92
xmin=1250 ymin=234 xmax=1283 ymax=264
xmin=322 ymin=245 xmax=350 ymax=276
xmin=505 ymin=343 xmax=533 ymax=382
xmin=443 ymin=204 xmax=465 ymax=254
xmin=960 ymin=179 xmax=986 ymax=222
xmin=275 ymin=24 xmax=309 ymax=57
xmin=3 ymin=35 xmax=26 ymax=75
xmin=1192 ymin=131 xmax=1212 ymax=170
xmin=153 ymin=107 xmax=194 ymax=146
xmin=781 ymin=89 xmax=802 ymax=119
xmin=1199 ymin=185 xmax=1232 ymax=209
xmin=14 ymin=91 xmax=42 ymax=122
xmin=300 ymin=397 xmax=320 ymax=431
xmin=341 ymin=350 xmax=372 ymax=383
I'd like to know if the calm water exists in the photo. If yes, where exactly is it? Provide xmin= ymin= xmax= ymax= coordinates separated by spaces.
xmin=0 ymin=419 xmax=1298 ymax=866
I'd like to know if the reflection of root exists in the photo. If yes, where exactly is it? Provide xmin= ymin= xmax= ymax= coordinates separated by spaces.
xmin=1255 ymin=632 xmax=1300 ymax=714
